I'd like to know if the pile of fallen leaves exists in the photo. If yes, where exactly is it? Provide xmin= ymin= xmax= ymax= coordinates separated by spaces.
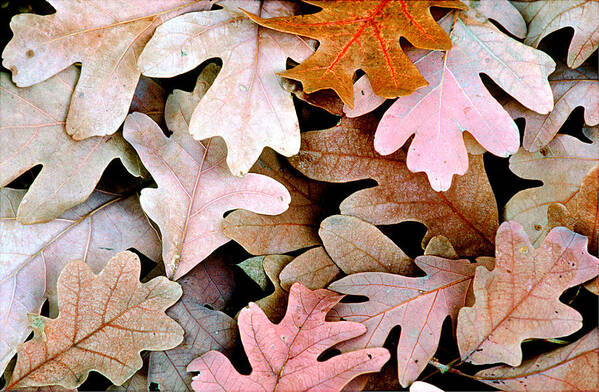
xmin=1 ymin=1 xmax=597 ymax=391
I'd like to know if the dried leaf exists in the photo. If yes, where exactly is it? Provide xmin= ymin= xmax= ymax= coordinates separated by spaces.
xmin=244 ymin=0 xmax=465 ymax=107
xmin=282 ymin=78 xmax=344 ymax=115
xmin=223 ymin=148 xmax=326 ymax=255
xmin=1 ymin=0 xmax=212 ymax=139
xmin=505 ymin=128 xmax=599 ymax=247
xmin=139 ymin=1 xmax=312 ymax=176
xmin=0 ymin=188 xmax=161 ymax=377
xmin=148 ymin=257 xmax=237 ymax=392
xmin=457 ymin=221 xmax=599 ymax=366
xmin=123 ymin=66 xmax=290 ymax=280
xmin=252 ymin=255 xmax=293 ymax=323
xmin=410 ymin=381 xmax=445 ymax=392
xmin=0 ymin=67 xmax=142 ymax=224
xmin=463 ymin=0 xmax=526 ymax=38
xmin=187 ymin=282 xmax=390 ymax=392
xmin=475 ymin=328 xmax=599 ymax=391
xmin=374 ymin=12 xmax=554 ymax=191
xmin=6 ymin=251 xmax=183 ymax=389
xmin=513 ymin=0 xmax=599 ymax=68
xmin=279 ymin=247 xmax=341 ymax=291
xmin=329 ymin=256 xmax=477 ymax=387
xmin=320 ymin=215 xmax=415 ymax=276
xmin=504 ymin=63 xmax=599 ymax=152
xmin=290 ymin=115 xmax=498 ymax=257
xmin=130 ymin=76 xmax=166 ymax=125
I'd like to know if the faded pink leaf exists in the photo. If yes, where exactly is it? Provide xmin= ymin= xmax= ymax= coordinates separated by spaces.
xmin=0 ymin=66 xmax=142 ymax=224
xmin=122 ymin=66 xmax=290 ymax=280
xmin=504 ymin=63 xmax=599 ymax=152
xmin=187 ymin=282 xmax=390 ymax=392
xmin=457 ymin=221 xmax=599 ymax=366
xmin=329 ymin=256 xmax=477 ymax=387
xmin=138 ymin=1 xmax=313 ymax=176
xmin=1 ymin=0 xmax=213 ymax=139
xmin=375 ymin=11 xmax=554 ymax=191
xmin=0 ymin=188 xmax=161 ymax=377
xmin=476 ymin=328 xmax=598 ymax=391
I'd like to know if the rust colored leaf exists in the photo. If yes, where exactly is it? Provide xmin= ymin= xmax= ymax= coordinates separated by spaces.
xmin=148 ymin=256 xmax=237 ymax=392
xmin=375 ymin=12 xmax=554 ymax=191
xmin=320 ymin=215 xmax=416 ymax=276
xmin=514 ymin=0 xmax=599 ymax=68
xmin=475 ymin=328 xmax=599 ymax=391
xmin=279 ymin=247 xmax=341 ymax=291
xmin=139 ymin=1 xmax=313 ymax=176
xmin=244 ymin=0 xmax=465 ymax=108
xmin=0 ymin=67 xmax=142 ymax=224
xmin=223 ymin=148 xmax=326 ymax=255
xmin=1 ymin=0 xmax=212 ymax=139
xmin=505 ymin=128 xmax=599 ymax=247
xmin=329 ymin=256 xmax=478 ymax=387
xmin=0 ymin=188 xmax=161 ymax=377
xmin=290 ymin=115 xmax=498 ymax=257
xmin=6 ymin=251 xmax=184 ymax=390
xmin=457 ymin=221 xmax=599 ymax=366
xmin=187 ymin=282 xmax=390 ymax=392
xmin=123 ymin=66 xmax=290 ymax=280
xmin=504 ymin=63 xmax=599 ymax=152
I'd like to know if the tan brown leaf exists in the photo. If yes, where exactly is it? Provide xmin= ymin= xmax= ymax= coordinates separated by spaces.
xmin=505 ymin=128 xmax=599 ymax=247
xmin=476 ymin=328 xmax=599 ymax=391
xmin=279 ymin=247 xmax=340 ymax=292
xmin=130 ymin=76 xmax=166 ymax=125
xmin=252 ymin=255 xmax=293 ymax=323
xmin=0 ymin=66 xmax=142 ymax=224
xmin=457 ymin=222 xmax=599 ymax=366
xmin=1 ymin=0 xmax=213 ymax=139
xmin=223 ymin=148 xmax=326 ymax=255
xmin=0 ymin=188 xmax=161 ymax=377
xmin=290 ymin=115 xmax=498 ymax=256
xmin=6 ymin=251 xmax=183 ymax=390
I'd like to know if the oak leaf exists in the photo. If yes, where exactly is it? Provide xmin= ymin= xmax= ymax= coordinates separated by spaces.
xmin=6 ymin=251 xmax=183 ymax=390
xmin=329 ymin=256 xmax=478 ymax=387
xmin=279 ymin=247 xmax=341 ymax=291
xmin=505 ymin=128 xmax=599 ymax=247
xmin=290 ymin=115 xmax=498 ymax=257
xmin=504 ymin=63 xmax=599 ymax=152
xmin=513 ymin=0 xmax=599 ymax=68
xmin=187 ymin=282 xmax=390 ymax=392
xmin=122 ymin=67 xmax=290 ymax=280
xmin=0 ymin=66 xmax=142 ymax=224
xmin=1 ymin=0 xmax=213 ymax=139
xmin=0 ymin=188 xmax=161 ymax=377
xmin=457 ymin=221 xmax=599 ymax=366
xmin=223 ymin=148 xmax=326 ymax=255
xmin=148 ymin=255 xmax=237 ymax=392
xmin=130 ymin=76 xmax=166 ymax=125
xmin=244 ymin=0 xmax=465 ymax=108
xmin=374 ymin=11 xmax=555 ymax=191
xmin=138 ymin=1 xmax=313 ymax=176
xmin=475 ymin=328 xmax=599 ymax=391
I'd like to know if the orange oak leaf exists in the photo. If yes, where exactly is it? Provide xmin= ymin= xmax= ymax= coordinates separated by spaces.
xmin=513 ymin=0 xmax=599 ymax=68
xmin=0 ymin=188 xmax=161 ymax=377
xmin=329 ymin=256 xmax=478 ymax=387
xmin=122 ymin=67 xmax=290 ymax=280
xmin=374 ymin=11 xmax=555 ymax=191
xmin=244 ymin=0 xmax=465 ymax=108
xmin=223 ymin=148 xmax=326 ymax=255
xmin=475 ymin=328 xmax=599 ymax=391
xmin=0 ymin=66 xmax=143 ymax=224
xmin=138 ymin=1 xmax=313 ymax=176
xmin=5 ymin=251 xmax=184 ymax=390
xmin=187 ymin=282 xmax=390 ymax=392
xmin=1 ymin=0 xmax=213 ymax=139
xmin=505 ymin=128 xmax=599 ymax=247
xmin=504 ymin=63 xmax=599 ymax=152
xmin=148 ymin=255 xmax=237 ymax=392
xmin=290 ymin=115 xmax=498 ymax=257
xmin=457 ymin=221 xmax=599 ymax=366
